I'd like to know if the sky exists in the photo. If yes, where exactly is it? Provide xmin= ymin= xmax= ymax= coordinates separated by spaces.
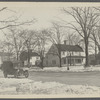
xmin=0 ymin=2 xmax=99 ymax=53
xmin=0 ymin=3 xmax=67 ymax=30
xmin=0 ymin=2 xmax=99 ymax=39
xmin=0 ymin=3 xmax=64 ymax=39
xmin=0 ymin=2 xmax=76 ymax=41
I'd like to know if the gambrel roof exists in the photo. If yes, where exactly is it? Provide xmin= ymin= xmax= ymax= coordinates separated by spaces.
xmin=55 ymin=44 xmax=83 ymax=52
xmin=48 ymin=44 xmax=83 ymax=55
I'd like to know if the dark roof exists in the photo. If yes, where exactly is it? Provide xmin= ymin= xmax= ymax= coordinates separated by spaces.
xmin=0 ymin=52 xmax=12 ymax=56
xmin=55 ymin=44 xmax=83 ymax=52
xmin=31 ymin=52 xmax=39 ymax=56
xmin=62 ymin=56 xmax=85 ymax=60
xmin=20 ymin=51 xmax=39 ymax=58
xmin=66 ymin=56 xmax=85 ymax=58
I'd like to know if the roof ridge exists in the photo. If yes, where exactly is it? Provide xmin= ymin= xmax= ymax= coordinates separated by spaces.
xmin=52 ymin=44 xmax=83 ymax=52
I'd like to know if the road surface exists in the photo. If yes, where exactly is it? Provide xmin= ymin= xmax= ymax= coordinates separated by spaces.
xmin=0 ymin=70 xmax=100 ymax=87
xmin=29 ymin=71 xmax=100 ymax=87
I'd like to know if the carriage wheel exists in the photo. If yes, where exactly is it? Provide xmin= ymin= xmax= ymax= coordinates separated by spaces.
xmin=14 ymin=71 xmax=18 ymax=78
xmin=4 ymin=72 xmax=7 ymax=78
xmin=24 ymin=71 xmax=29 ymax=78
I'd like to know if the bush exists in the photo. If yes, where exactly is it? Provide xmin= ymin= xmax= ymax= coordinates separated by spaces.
xmin=90 ymin=60 xmax=97 ymax=65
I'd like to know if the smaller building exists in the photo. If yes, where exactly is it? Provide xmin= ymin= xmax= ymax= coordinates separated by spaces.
xmin=21 ymin=51 xmax=40 ymax=66
xmin=30 ymin=52 xmax=40 ymax=66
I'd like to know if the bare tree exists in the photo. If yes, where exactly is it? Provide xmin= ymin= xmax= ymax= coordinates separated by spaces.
xmin=47 ymin=22 xmax=65 ymax=67
xmin=20 ymin=29 xmax=38 ymax=66
xmin=0 ymin=7 xmax=36 ymax=61
xmin=89 ymin=27 xmax=100 ymax=60
xmin=0 ymin=7 xmax=35 ymax=30
xmin=0 ymin=39 xmax=14 ymax=54
xmin=35 ymin=30 xmax=48 ymax=68
xmin=62 ymin=7 xmax=100 ymax=67
xmin=2 ymin=27 xmax=26 ymax=61
xmin=65 ymin=32 xmax=83 ymax=46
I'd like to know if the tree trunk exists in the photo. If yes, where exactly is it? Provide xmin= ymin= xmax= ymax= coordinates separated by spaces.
xmin=59 ymin=54 xmax=62 ymax=67
xmin=58 ymin=45 xmax=62 ymax=67
xmin=40 ymin=51 xmax=44 ymax=69
xmin=41 ymin=57 xmax=44 ymax=69
xmin=84 ymin=39 xmax=89 ymax=67
xmin=70 ymin=53 xmax=71 ymax=66
xmin=17 ymin=53 xmax=19 ymax=61
xmin=27 ymin=49 xmax=30 ymax=67
xmin=59 ymin=55 xmax=62 ymax=67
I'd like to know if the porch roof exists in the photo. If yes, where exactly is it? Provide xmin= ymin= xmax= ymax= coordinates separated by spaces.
xmin=62 ymin=56 xmax=85 ymax=59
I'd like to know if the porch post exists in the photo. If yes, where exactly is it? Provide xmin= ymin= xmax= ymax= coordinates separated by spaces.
xmin=81 ymin=58 xmax=83 ymax=65
xmin=66 ymin=57 xmax=69 ymax=70
xmin=74 ymin=58 xmax=75 ymax=66
xmin=70 ymin=53 xmax=71 ymax=66
xmin=66 ymin=57 xmax=67 ymax=65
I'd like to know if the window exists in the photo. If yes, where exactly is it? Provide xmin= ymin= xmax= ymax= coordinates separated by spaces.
xmin=76 ymin=59 xmax=81 ymax=63
xmin=46 ymin=60 xmax=48 ymax=65
xmin=52 ymin=60 xmax=56 ymax=65
xmin=62 ymin=51 xmax=65 ymax=55
xmin=64 ymin=58 xmax=66 ymax=64
xmin=68 ymin=59 xmax=70 ymax=64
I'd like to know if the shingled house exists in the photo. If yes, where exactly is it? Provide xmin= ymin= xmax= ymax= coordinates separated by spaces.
xmin=43 ymin=43 xmax=85 ymax=67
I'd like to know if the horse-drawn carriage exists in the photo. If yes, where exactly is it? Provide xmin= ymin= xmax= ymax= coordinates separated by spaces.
xmin=1 ymin=61 xmax=29 ymax=78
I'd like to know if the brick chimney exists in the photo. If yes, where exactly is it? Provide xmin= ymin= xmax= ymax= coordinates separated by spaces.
xmin=64 ymin=40 xmax=67 ymax=45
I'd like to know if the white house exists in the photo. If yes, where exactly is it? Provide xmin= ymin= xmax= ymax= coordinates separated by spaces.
xmin=43 ymin=43 xmax=85 ymax=67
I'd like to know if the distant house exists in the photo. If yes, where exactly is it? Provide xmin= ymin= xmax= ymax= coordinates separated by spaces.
xmin=0 ymin=52 xmax=12 ymax=65
xmin=30 ymin=52 xmax=40 ymax=66
xmin=20 ymin=51 xmax=40 ymax=66
xmin=43 ymin=43 xmax=85 ymax=67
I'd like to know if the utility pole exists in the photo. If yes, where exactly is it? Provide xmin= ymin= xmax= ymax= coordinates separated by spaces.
xmin=70 ymin=52 xmax=71 ymax=66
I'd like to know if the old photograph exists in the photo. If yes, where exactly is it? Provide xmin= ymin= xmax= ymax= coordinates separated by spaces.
xmin=0 ymin=2 xmax=99 ymax=98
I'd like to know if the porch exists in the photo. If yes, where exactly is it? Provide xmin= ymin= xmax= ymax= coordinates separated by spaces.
xmin=62 ymin=56 xmax=85 ymax=66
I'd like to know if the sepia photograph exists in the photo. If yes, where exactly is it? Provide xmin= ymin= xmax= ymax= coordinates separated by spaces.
xmin=0 ymin=2 xmax=99 ymax=98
